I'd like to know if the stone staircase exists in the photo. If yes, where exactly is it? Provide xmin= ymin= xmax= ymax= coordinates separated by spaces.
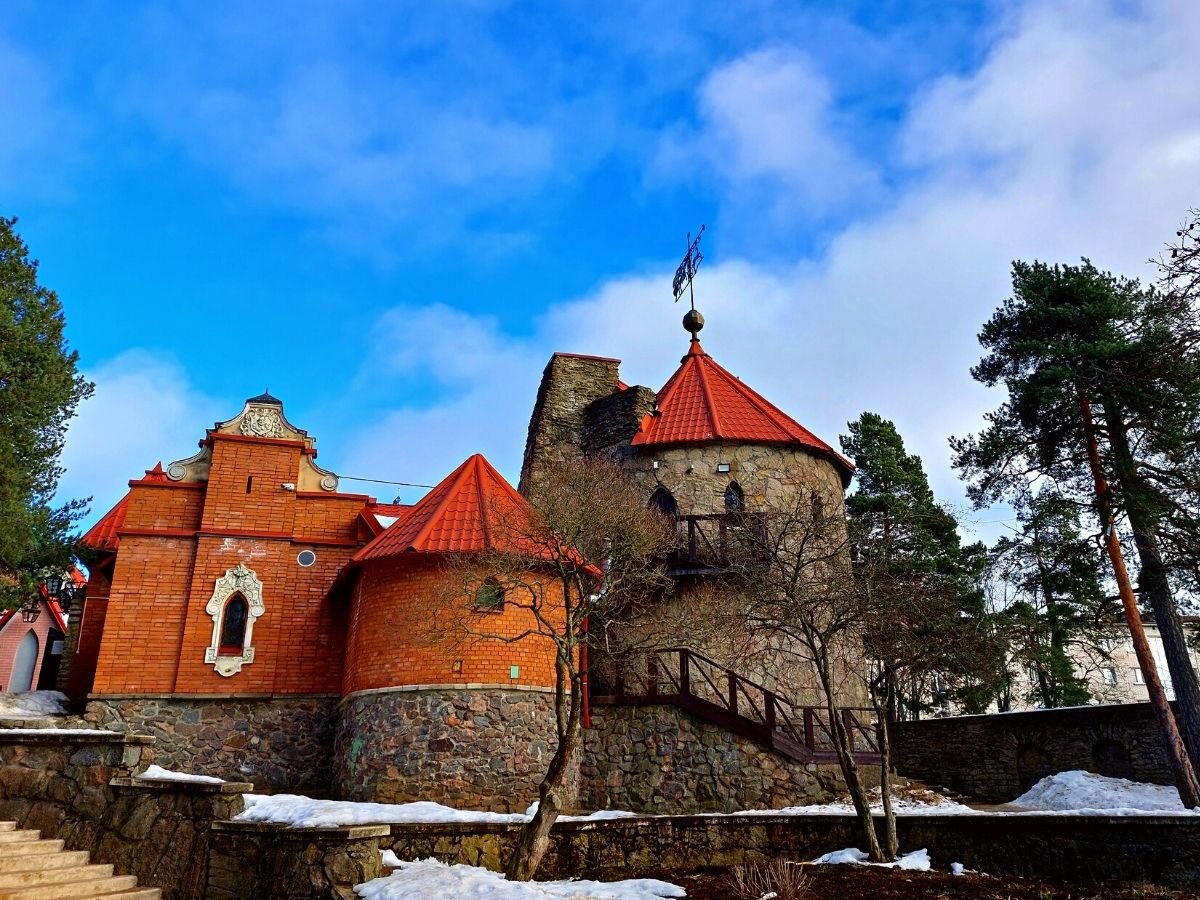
xmin=0 ymin=822 xmax=158 ymax=900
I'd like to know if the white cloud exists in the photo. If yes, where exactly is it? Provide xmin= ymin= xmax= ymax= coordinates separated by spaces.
xmin=58 ymin=351 xmax=224 ymax=523
xmin=654 ymin=48 xmax=880 ymax=217
xmin=339 ymin=0 xmax=1200 ymax=546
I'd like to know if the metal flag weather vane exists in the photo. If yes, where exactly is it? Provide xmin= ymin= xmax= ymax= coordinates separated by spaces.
xmin=672 ymin=225 xmax=706 ymax=311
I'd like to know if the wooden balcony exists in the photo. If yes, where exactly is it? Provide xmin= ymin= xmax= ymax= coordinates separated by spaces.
xmin=667 ymin=513 xmax=768 ymax=575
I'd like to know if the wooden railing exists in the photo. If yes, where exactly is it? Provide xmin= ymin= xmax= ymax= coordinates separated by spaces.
xmin=590 ymin=647 xmax=880 ymax=765
xmin=668 ymin=513 xmax=768 ymax=572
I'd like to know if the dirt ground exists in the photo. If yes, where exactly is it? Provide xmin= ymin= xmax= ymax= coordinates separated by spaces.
xmin=669 ymin=866 xmax=1197 ymax=899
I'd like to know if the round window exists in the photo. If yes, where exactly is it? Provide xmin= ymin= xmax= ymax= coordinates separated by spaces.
xmin=297 ymin=550 xmax=317 ymax=568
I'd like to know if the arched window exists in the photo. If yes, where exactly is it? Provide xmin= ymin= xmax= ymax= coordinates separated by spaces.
xmin=724 ymin=481 xmax=745 ymax=513
xmin=219 ymin=593 xmax=249 ymax=654
xmin=475 ymin=578 xmax=505 ymax=611
xmin=648 ymin=486 xmax=678 ymax=517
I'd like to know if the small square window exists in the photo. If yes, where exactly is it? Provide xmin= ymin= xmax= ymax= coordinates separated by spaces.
xmin=475 ymin=579 xmax=505 ymax=611
xmin=1102 ymin=667 xmax=1118 ymax=686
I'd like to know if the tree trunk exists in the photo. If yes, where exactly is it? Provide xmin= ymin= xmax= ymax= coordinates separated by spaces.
xmin=1102 ymin=404 xmax=1200 ymax=773
xmin=817 ymin=660 xmax=884 ymax=862
xmin=1081 ymin=393 xmax=1200 ymax=807
xmin=872 ymin=676 xmax=898 ymax=859
xmin=505 ymin=670 xmax=581 ymax=881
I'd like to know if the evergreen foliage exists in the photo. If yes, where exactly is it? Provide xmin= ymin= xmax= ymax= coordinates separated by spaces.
xmin=0 ymin=217 xmax=93 ymax=608
xmin=840 ymin=412 xmax=1000 ymax=717
xmin=952 ymin=255 xmax=1200 ymax=769
xmin=990 ymin=492 xmax=1116 ymax=709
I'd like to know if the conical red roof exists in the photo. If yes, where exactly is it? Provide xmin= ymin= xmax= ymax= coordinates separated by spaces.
xmin=632 ymin=340 xmax=854 ymax=479
xmin=354 ymin=454 xmax=533 ymax=560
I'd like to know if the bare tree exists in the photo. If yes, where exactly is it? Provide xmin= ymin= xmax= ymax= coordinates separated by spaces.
xmin=440 ymin=457 xmax=674 ymax=881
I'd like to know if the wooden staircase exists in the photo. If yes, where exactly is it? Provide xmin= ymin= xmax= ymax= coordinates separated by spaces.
xmin=0 ymin=822 xmax=158 ymax=900
xmin=591 ymin=647 xmax=882 ymax=766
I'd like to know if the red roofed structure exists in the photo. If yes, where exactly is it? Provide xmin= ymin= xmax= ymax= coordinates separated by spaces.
xmin=355 ymin=453 xmax=530 ymax=559
xmin=632 ymin=339 xmax=854 ymax=481
xmin=80 ymin=492 xmax=130 ymax=553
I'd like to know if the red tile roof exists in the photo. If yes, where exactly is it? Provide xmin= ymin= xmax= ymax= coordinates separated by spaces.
xmin=80 ymin=493 xmax=130 ymax=553
xmin=632 ymin=339 xmax=854 ymax=478
xmin=354 ymin=454 xmax=533 ymax=560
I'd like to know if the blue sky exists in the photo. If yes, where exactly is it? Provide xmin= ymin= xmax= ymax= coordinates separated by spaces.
xmin=4 ymin=1 xmax=1198 ymax=537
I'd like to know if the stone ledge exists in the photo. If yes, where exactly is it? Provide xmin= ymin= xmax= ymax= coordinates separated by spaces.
xmin=0 ymin=729 xmax=155 ymax=745
xmin=89 ymin=692 xmax=340 ymax=701
xmin=110 ymin=776 xmax=256 ymax=794
xmin=341 ymin=684 xmax=559 ymax=703
xmin=213 ymin=820 xmax=391 ymax=840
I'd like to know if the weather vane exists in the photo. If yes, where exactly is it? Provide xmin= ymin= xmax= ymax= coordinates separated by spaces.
xmin=672 ymin=225 xmax=706 ymax=312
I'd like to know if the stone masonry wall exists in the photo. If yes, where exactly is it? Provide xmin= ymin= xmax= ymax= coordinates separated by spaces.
xmin=0 ymin=729 xmax=249 ymax=900
xmin=891 ymin=702 xmax=1175 ymax=803
xmin=334 ymin=687 xmax=573 ymax=812
xmin=382 ymin=813 xmax=1200 ymax=886
xmin=86 ymin=695 xmax=338 ymax=794
xmin=582 ymin=704 xmax=845 ymax=813
xmin=519 ymin=353 xmax=622 ymax=493
xmin=581 ymin=386 xmax=656 ymax=456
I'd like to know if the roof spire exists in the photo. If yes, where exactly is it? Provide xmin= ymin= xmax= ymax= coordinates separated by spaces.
xmin=672 ymin=225 xmax=706 ymax=342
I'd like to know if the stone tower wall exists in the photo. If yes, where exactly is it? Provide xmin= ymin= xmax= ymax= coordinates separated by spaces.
xmin=581 ymin=386 xmax=657 ymax=457
xmin=519 ymin=353 xmax=622 ymax=493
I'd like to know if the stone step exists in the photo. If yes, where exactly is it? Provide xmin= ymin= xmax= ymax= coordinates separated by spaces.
xmin=0 ymin=853 xmax=89 ymax=875
xmin=0 ymin=864 xmax=113 ymax=890
xmin=98 ymin=892 xmax=159 ymax=900
xmin=1 ymin=874 xmax=138 ymax=898
xmin=0 ymin=825 xmax=15 ymax=833
xmin=0 ymin=834 xmax=38 ymax=845
xmin=0 ymin=842 xmax=63 ymax=859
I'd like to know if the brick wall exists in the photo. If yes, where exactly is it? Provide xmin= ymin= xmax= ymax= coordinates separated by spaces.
xmin=91 ymin=432 xmax=369 ymax=698
xmin=343 ymin=556 xmax=561 ymax=695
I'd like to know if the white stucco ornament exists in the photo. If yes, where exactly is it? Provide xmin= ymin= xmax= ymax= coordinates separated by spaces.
xmin=204 ymin=563 xmax=265 ymax=676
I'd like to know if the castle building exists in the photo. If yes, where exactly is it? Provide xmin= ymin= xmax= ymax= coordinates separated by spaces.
xmin=62 ymin=312 xmax=869 ymax=813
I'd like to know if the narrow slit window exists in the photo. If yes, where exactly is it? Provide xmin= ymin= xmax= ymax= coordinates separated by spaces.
xmin=724 ymin=481 xmax=745 ymax=513
xmin=246 ymin=475 xmax=254 ymax=494
xmin=219 ymin=593 xmax=249 ymax=654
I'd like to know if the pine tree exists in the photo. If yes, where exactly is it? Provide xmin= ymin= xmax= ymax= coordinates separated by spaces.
xmin=990 ymin=492 xmax=1115 ymax=709
xmin=0 ymin=217 xmax=93 ymax=608
xmin=842 ymin=412 xmax=999 ymax=716
xmin=953 ymin=257 xmax=1200 ymax=802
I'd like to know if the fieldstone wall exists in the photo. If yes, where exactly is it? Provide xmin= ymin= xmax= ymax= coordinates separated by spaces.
xmin=86 ymin=694 xmax=338 ymax=793
xmin=209 ymin=821 xmax=386 ymax=900
xmin=519 ymin=353 xmax=622 ymax=492
xmin=891 ymin=702 xmax=1175 ymax=803
xmin=382 ymin=813 xmax=1200 ymax=886
xmin=582 ymin=704 xmax=845 ymax=813
xmin=581 ymin=386 xmax=657 ymax=456
xmin=334 ymin=687 xmax=573 ymax=811
xmin=0 ymin=729 xmax=254 ymax=900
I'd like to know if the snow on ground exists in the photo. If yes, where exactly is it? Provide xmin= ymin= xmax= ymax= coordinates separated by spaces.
xmin=355 ymin=858 xmax=685 ymax=900
xmin=0 ymin=691 xmax=68 ymax=718
xmin=1005 ymin=770 xmax=1200 ymax=815
xmin=380 ymin=849 xmax=403 ymax=868
xmin=135 ymin=765 xmax=225 ymax=785
xmin=729 ymin=784 xmax=975 ymax=816
xmin=810 ymin=847 xmax=931 ymax=871
xmin=236 ymin=795 xmax=635 ymax=828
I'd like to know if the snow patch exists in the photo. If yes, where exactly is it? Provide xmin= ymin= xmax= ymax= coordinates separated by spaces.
xmin=135 ymin=765 xmax=225 ymax=784
xmin=810 ymin=847 xmax=930 ymax=871
xmin=1007 ymin=770 xmax=1200 ymax=815
xmin=355 ymin=858 xmax=685 ymax=899
xmin=236 ymin=794 xmax=635 ymax=828
xmin=0 ymin=728 xmax=119 ymax=736
xmin=0 ymin=691 xmax=68 ymax=718
xmin=380 ymin=849 xmax=403 ymax=868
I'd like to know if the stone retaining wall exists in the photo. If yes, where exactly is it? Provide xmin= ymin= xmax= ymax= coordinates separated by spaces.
xmin=891 ymin=702 xmax=1173 ymax=803
xmin=334 ymin=687 xmax=571 ymax=811
xmin=582 ymin=704 xmax=845 ymax=813
xmin=383 ymin=813 xmax=1200 ymax=886
xmin=86 ymin=694 xmax=338 ymax=793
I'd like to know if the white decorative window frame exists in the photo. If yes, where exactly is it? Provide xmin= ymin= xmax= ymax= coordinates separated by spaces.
xmin=204 ymin=564 xmax=265 ymax=677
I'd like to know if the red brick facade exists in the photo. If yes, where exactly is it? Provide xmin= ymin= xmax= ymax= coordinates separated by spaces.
xmin=74 ymin=396 xmax=565 ymax=705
